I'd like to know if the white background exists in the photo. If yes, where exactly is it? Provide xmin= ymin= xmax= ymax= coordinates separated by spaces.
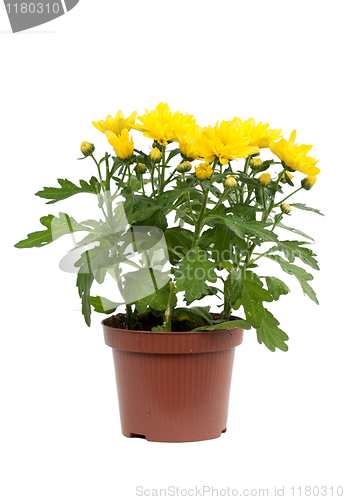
xmin=1 ymin=1 xmax=344 ymax=499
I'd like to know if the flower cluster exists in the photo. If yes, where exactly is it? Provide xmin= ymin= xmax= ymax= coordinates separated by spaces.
xmin=91 ymin=103 xmax=320 ymax=187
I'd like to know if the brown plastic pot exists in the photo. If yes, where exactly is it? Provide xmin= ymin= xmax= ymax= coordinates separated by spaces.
xmin=102 ymin=320 xmax=244 ymax=442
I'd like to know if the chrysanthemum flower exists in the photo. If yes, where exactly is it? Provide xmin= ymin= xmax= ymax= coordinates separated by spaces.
xmin=105 ymin=129 xmax=134 ymax=160
xmin=259 ymin=173 xmax=271 ymax=186
xmin=192 ymin=119 xmax=259 ymax=165
xmin=269 ymin=131 xmax=320 ymax=176
xmin=194 ymin=162 xmax=213 ymax=180
xmin=235 ymin=117 xmax=282 ymax=148
xmin=132 ymin=103 xmax=197 ymax=146
xmin=301 ymin=175 xmax=317 ymax=190
xmin=92 ymin=111 xmax=137 ymax=136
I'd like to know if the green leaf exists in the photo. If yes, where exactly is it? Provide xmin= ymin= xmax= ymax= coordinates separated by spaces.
xmin=192 ymin=319 xmax=251 ymax=332
xmin=207 ymin=214 xmax=278 ymax=242
xmin=277 ymin=221 xmax=315 ymax=241
xmin=76 ymin=256 xmax=94 ymax=326
xmin=265 ymin=277 xmax=290 ymax=300
xmin=90 ymin=296 xmax=122 ymax=314
xmin=225 ymin=269 xmax=243 ymax=308
xmin=270 ymin=241 xmax=319 ymax=270
xmin=121 ymin=269 xmax=171 ymax=305
xmin=166 ymin=147 xmax=181 ymax=164
xmin=164 ymin=227 xmax=193 ymax=264
xmin=267 ymin=255 xmax=319 ymax=304
xmin=14 ymin=213 xmax=93 ymax=248
xmin=289 ymin=203 xmax=324 ymax=216
xmin=157 ymin=188 xmax=199 ymax=212
xmin=175 ymin=247 xmax=217 ymax=303
xmin=135 ymin=288 xmax=171 ymax=314
xmin=256 ymin=310 xmax=289 ymax=352
xmin=35 ymin=177 xmax=101 ymax=204
xmin=200 ymin=224 xmax=236 ymax=262
xmin=239 ymin=271 xmax=273 ymax=328
xmin=172 ymin=306 xmax=213 ymax=327
xmin=128 ymin=205 xmax=162 ymax=224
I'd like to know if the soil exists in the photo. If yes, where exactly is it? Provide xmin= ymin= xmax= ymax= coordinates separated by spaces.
xmin=103 ymin=312 xmax=236 ymax=332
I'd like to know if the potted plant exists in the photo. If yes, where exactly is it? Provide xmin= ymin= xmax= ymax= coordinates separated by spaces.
xmin=15 ymin=103 xmax=321 ymax=442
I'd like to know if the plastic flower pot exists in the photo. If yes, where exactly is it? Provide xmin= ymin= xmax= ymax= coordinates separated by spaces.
xmin=102 ymin=320 xmax=244 ymax=443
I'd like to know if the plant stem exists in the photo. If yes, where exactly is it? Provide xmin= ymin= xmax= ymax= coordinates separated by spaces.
xmin=276 ymin=186 xmax=302 ymax=206
xmin=191 ymin=186 xmax=209 ymax=249
xmin=163 ymin=281 xmax=176 ymax=332
xmin=126 ymin=304 xmax=133 ymax=330
xmin=183 ymin=173 xmax=197 ymax=224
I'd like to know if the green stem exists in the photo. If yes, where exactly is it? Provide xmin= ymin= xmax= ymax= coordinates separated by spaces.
xmin=126 ymin=304 xmax=133 ymax=330
xmin=163 ymin=281 xmax=176 ymax=332
xmin=240 ymin=156 xmax=251 ymax=203
xmin=276 ymin=186 xmax=302 ymax=206
xmin=183 ymin=173 xmax=197 ymax=224
xmin=191 ymin=186 xmax=209 ymax=249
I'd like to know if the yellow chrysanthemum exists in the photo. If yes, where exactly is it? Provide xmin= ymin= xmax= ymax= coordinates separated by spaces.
xmin=105 ymin=129 xmax=134 ymax=160
xmin=259 ymin=173 xmax=271 ymax=186
xmin=132 ymin=103 xmax=197 ymax=146
xmin=269 ymin=131 xmax=320 ymax=176
xmin=250 ymin=157 xmax=263 ymax=168
xmin=235 ymin=117 xmax=282 ymax=148
xmin=80 ymin=141 xmax=94 ymax=156
xmin=92 ymin=110 xmax=137 ymax=136
xmin=192 ymin=119 xmax=259 ymax=165
xmin=301 ymin=175 xmax=317 ymax=190
xmin=178 ymin=125 xmax=202 ymax=160
xmin=195 ymin=162 xmax=213 ymax=180
xmin=224 ymin=175 xmax=238 ymax=188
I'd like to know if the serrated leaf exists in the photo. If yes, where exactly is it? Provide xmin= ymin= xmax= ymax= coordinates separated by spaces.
xmin=290 ymin=203 xmax=324 ymax=216
xmin=35 ymin=177 xmax=101 ymax=204
xmin=265 ymin=276 xmax=290 ymax=300
xmin=239 ymin=271 xmax=273 ymax=328
xmin=225 ymin=269 xmax=243 ymax=308
xmin=175 ymin=247 xmax=217 ymax=303
xmin=14 ymin=213 xmax=93 ymax=248
xmin=200 ymin=224 xmax=236 ymax=262
xmin=135 ymin=289 xmax=170 ymax=314
xmin=271 ymin=241 xmax=319 ymax=270
xmin=256 ymin=310 xmax=289 ymax=352
xmin=90 ymin=296 xmax=122 ymax=314
xmin=164 ymin=227 xmax=193 ymax=264
xmin=277 ymin=221 xmax=315 ymax=242
xmin=127 ymin=205 xmax=162 ymax=224
xmin=267 ymin=255 xmax=319 ymax=304
xmin=76 ymin=257 xmax=94 ymax=326
xmin=192 ymin=319 xmax=251 ymax=332
xmin=157 ymin=188 xmax=199 ymax=212
xmin=207 ymin=214 xmax=277 ymax=242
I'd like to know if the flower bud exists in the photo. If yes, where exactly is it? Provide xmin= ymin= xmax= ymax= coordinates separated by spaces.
xmin=224 ymin=175 xmax=238 ymax=189
xmin=194 ymin=162 xmax=213 ymax=180
xmin=250 ymin=157 xmax=263 ymax=169
xmin=259 ymin=173 xmax=271 ymax=186
xmin=280 ymin=203 xmax=292 ymax=214
xmin=301 ymin=175 xmax=317 ymax=190
xmin=281 ymin=171 xmax=294 ymax=183
xmin=135 ymin=163 xmax=147 ymax=175
xmin=80 ymin=141 xmax=95 ymax=156
xmin=176 ymin=161 xmax=192 ymax=173
xmin=149 ymin=147 xmax=162 ymax=163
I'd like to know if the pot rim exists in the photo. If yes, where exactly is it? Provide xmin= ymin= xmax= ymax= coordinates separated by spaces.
xmin=101 ymin=314 xmax=244 ymax=336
